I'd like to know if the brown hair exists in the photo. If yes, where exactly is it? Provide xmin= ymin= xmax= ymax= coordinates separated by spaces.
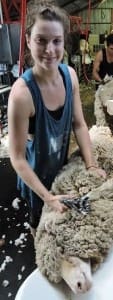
xmin=26 ymin=2 xmax=70 ymax=39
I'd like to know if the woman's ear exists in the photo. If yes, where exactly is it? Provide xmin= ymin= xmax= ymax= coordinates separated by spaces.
xmin=26 ymin=34 xmax=31 ymax=49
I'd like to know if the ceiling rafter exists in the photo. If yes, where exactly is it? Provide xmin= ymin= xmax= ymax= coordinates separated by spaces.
xmin=60 ymin=0 xmax=77 ymax=7
xmin=63 ymin=0 xmax=101 ymax=15
xmin=56 ymin=0 xmax=101 ymax=14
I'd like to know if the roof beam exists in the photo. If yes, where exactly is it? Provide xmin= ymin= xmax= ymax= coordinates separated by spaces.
xmin=69 ymin=0 xmax=100 ymax=14
xmin=60 ymin=0 xmax=75 ymax=7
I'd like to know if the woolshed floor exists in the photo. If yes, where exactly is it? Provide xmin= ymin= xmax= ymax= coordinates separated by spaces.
xmin=0 ymin=82 xmax=96 ymax=300
xmin=0 ymin=158 xmax=36 ymax=300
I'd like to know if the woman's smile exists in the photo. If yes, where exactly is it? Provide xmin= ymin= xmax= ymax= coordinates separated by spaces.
xmin=42 ymin=56 xmax=56 ymax=62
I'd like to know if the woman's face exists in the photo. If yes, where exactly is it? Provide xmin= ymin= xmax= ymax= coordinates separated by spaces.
xmin=26 ymin=19 xmax=64 ymax=71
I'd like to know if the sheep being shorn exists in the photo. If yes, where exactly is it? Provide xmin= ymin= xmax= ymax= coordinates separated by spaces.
xmin=94 ymin=77 xmax=113 ymax=130
xmin=35 ymin=125 xmax=113 ymax=295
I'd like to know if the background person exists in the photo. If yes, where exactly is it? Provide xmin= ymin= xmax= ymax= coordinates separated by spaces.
xmin=92 ymin=33 xmax=113 ymax=87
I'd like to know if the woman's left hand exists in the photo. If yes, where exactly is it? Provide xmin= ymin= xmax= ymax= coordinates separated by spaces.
xmin=87 ymin=166 xmax=106 ymax=179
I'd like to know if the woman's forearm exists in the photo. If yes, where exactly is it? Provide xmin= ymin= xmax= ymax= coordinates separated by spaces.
xmin=93 ymin=70 xmax=102 ymax=82
xmin=10 ymin=157 xmax=51 ymax=202
xmin=73 ymin=125 xmax=96 ymax=168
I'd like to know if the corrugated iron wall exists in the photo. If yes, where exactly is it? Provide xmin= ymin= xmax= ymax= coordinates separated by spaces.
xmin=77 ymin=0 xmax=113 ymax=34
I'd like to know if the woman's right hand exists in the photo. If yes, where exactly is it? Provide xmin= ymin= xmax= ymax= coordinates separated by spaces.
xmin=46 ymin=194 xmax=75 ymax=213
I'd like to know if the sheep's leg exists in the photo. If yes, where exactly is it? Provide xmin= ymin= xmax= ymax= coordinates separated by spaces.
xmin=61 ymin=257 xmax=92 ymax=294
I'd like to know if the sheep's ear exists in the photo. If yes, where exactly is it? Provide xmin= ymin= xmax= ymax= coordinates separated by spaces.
xmin=68 ymin=256 xmax=82 ymax=267
xmin=68 ymin=256 xmax=90 ymax=267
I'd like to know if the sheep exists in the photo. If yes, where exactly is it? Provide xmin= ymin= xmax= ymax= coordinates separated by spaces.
xmin=34 ymin=125 xmax=113 ymax=295
xmin=94 ymin=77 xmax=113 ymax=130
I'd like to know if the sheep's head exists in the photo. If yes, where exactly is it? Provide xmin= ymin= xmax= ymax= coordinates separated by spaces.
xmin=61 ymin=257 xmax=92 ymax=294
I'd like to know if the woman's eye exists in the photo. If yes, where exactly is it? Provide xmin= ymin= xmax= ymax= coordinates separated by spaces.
xmin=40 ymin=38 xmax=46 ymax=44
xmin=54 ymin=39 xmax=61 ymax=44
xmin=34 ymin=38 xmax=62 ymax=45
xmin=35 ymin=38 xmax=46 ymax=44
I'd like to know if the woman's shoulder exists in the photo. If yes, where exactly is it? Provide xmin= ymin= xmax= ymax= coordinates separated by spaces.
xmin=10 ymin=77 xmax=28 ymax=96
xmin=67 ymin=65 xmax=79 ymax=89
xmin=9 ymin=76 xmax=33 ymax=107
xmin=8 ymin=77 xmax=34 ymax=117
xmin=59 ymin=63 xmax=78 ymax=84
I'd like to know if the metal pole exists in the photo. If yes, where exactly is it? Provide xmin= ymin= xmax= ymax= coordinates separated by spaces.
xmin=0 ymin=0 xmax=3 ymax=24
xmin=19 ymin=0 xmax=27 ymax=75
xmin=1 ymin=0 xmax=10 ymax=23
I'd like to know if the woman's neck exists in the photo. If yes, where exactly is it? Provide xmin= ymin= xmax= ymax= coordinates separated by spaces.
xmin=32 ymin=65 xmax=60 ymax=85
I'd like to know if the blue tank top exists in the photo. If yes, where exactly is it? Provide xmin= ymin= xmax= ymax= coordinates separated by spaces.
xmin=17 ymin=63 xmax=73 ymax=200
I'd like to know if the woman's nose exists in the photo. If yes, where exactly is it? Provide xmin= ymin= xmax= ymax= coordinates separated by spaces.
xmin=45 ymin=42 xmax=54 ymax=53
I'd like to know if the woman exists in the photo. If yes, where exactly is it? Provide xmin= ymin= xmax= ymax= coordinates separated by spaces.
xmin=8 ymin=4 xmax=106 ymax=237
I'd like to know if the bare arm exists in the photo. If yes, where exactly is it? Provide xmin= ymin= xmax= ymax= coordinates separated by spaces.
xmin=8 ymin=79 xmax=73 ymax=212
xmin=68 ymin=66 xmax=106 ymax=178
xmin=8 ymin=79 xmax=50 ymax=200
xmin=92 ymin=50 xmax=103 ymax=82
xmin=68 ymin=66 xmax=95 ymax=168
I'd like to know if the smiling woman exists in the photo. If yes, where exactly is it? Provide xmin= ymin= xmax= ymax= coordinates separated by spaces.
xmin=8 ymin=2 xmax=105 ymax=238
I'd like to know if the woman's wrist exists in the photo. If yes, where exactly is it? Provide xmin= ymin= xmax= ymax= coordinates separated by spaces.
xmin=86 ymin=165 xmax=98 ymax=170
xmin=42 ymin=191 xmax=53 ymax=203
